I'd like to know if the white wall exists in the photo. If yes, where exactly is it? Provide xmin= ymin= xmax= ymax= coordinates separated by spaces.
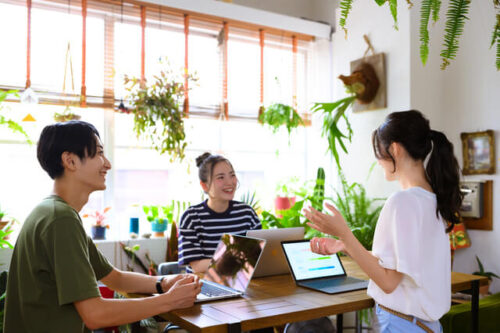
xmin=436 ymin=1 xmax=500 ymax=293
xmin=331 ymin=1 xmax=411 ymax=198
xmin=332 ymin=1 xmax=500 ymax=293
xmin=230 ymin=0 xmax=338 ymax=27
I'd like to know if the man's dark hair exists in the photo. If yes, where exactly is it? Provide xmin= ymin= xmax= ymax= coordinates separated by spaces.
xmin=37 ymin=120 xmax=100 ymax=179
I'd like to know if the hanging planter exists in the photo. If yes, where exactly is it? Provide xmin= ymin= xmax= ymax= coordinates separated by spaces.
xmin=124 ymin=61 xmax=195 ymax=162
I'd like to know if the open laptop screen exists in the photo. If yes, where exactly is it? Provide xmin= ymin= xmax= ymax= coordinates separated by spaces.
xmin=203 ymin=234 xmax=266 ymax=292
xmin=282 ymin=240 xmax=346 ymax=281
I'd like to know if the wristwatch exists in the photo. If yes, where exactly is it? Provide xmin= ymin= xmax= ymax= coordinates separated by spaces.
xmin=156 ymin=276 xmax=166 ymax=294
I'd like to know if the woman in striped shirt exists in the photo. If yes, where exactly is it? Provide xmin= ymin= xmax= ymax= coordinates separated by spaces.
xmin=178 ymin=152 xmax=262 ymax=273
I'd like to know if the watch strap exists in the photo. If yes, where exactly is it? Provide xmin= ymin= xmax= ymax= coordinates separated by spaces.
xmin=156 ymin=276 xmax=166 ymax=294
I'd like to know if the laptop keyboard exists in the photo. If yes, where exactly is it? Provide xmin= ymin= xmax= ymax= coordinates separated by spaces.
xmin=201 ymin=282 xmax=235 ymax=297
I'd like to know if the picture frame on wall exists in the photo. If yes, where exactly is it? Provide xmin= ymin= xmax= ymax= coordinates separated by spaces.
xmin=460 ymin=130 xmax=495 ymax=175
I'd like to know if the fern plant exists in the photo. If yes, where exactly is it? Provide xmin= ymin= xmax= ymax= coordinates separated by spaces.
xmin=492 ymin=10 xmax=500 ymax=70
xmin=333 ymin=170 xmax=385 ymax=251
xmin=440 ymin=0 xmax=471 ymax=70
xmin=340 ymin=0 xmax=497 ymax=70
xmin=339 ymin=0 xmax=354 ymax=37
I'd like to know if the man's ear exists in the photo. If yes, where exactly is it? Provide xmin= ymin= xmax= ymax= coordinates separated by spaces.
xmin=61 ymin=151 xmax=78 ymax=172
xmin=200 ymin=181 xmax=209 ymax=193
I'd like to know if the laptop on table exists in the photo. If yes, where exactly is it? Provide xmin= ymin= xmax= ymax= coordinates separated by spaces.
xmin=281 ymin=240 xmax=368 ymax=294
xmin=246 ymin=227 xmax=304 ymax=277
xmin=196 ymin=233 xmax=266 ymax=303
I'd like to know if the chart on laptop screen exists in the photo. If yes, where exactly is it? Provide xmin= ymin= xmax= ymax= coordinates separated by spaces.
xmin=283 ymin=242 xmax=345 ymax=280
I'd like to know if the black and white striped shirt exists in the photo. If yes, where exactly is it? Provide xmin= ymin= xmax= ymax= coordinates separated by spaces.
xmin=178 ymin=200 xmax=261 ymax=270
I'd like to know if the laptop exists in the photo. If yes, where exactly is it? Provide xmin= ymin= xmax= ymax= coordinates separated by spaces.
xmin=196 ymin=233 xmax=266 ymax=303
xmin=281 ymin=240 xmax=368 ymax=294
xmin=246 ymin=227 xmax=304 ymax=277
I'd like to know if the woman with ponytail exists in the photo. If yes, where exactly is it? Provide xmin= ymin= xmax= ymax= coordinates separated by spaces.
xmin=178 ymin=152 xmax=262 ymax=273
xmin=305 ymin=110 xmax=462 ymax=332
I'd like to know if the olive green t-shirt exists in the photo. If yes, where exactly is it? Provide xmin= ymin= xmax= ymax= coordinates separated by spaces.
xmin=4 ymin=196 xmax=114 ymax=333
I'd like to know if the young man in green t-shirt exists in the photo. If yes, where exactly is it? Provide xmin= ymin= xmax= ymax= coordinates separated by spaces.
xmin=4 ymin=121 xmax=201 ymax=332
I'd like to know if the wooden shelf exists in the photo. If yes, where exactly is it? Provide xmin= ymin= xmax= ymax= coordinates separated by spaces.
xmin=463 ymin=180 xmax=493 ymax=230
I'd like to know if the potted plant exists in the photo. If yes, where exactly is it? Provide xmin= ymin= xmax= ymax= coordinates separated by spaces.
xmin=0 ymin=205 xmax=16 ymax=242
xmin=473 ymin=255 xmax=499 ymax=295
xmin=124 ymin=60 xmax=195 ymax=162
xmin=274 ymin=176 xmax=300 ymax=214
xmin=83 ymin=207 xmax=111 ymax=240
xmin=258 ymin=103 xmax=305 ymax=137
xmin=143 ymin=205 xmax=171 ymax=237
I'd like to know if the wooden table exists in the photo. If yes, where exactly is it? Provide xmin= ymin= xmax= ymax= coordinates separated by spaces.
xmin=158 ymin=257 xmax=373 ymax=333
xmin=126 ymin=258 xmax=489 ymax=333
xmin=450 ymin=271 xmax=489 ymax=333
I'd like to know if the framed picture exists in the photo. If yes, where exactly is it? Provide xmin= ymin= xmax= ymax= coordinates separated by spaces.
xmin=460 ymin=130 xmax=495 ymax=175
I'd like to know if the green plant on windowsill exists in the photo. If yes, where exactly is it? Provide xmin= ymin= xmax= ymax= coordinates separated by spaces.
xmin=0 ymin=90 xmax=32 ymax=144
xmin=124 ymin=59 xmax=196 ymax=162
xmin=259 ymin=103 xmax=304 ymax=137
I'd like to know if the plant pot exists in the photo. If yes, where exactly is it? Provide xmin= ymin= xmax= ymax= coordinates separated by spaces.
xmin=479 ymin=280 xmax=491 ymax=296
xmin=151 ymin=219 xmax=167 ymax=237
xmin=275 ymin=196 xmax=296 ymax=213
xmin=91 ymin=226 xmax=107 ymax=240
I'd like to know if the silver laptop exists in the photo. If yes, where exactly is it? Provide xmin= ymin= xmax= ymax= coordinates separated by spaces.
xmin=281 ymin=240 xmax=368 ymax=294
xmin=246 ymin=227 xmax=304 ymax=277
xmin=196 ymin=234 xmax=266 ymax=303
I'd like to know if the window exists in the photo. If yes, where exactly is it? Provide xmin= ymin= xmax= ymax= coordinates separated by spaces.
xmin=0 ymin=1 xmax=324 ymax=242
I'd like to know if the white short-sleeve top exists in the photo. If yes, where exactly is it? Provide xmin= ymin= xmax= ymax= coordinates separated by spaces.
xmin=367 ymin=187 xmax=451 ymax=321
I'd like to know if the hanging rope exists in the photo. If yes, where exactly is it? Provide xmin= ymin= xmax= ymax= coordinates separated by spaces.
xmin=184 ymin=14 xmax=190 ymax=115
xmin=26 ymin=0 xmax=32 ymax=88
xmin=140 ymin=6 xmax=146 ymax=88
xmin=80 ymin=0 xmax=87 ymax=107
xmin=363 ymin=34 xmax=376 ymax=58
xmin=258 ymin=29 xmax=265 ymax=119
xmin=222 ymin=21 xmax=229 ymax=120
xmin=292 ymin=35 xmax=297 ymax=111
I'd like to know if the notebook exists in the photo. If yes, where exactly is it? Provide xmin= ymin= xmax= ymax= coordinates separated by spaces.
xmin=281 ymin=240 xmax=368 ymax=294
xmin=195 ymin=234 xmax=266 ymax=303
xmin=246 ymin=227 xmax=304 ymax=277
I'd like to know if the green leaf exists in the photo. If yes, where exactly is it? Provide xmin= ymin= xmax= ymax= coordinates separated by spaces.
xmin=440 ymin=0 xmax=471 ymax=70
xmin=339 ymin=0 xmax=354 ymax=37
xmin=389 ymin=0 xmax=399 ymax=30
xmin=374 ymin=0 xmax=387 ymax=6
xmin=259 ymin=103 xmax=304 ymax=137
xmin=431 ymin=0 xmax=442 ymax=22
xmin=420 ymin=0 xmax=432 ymax=65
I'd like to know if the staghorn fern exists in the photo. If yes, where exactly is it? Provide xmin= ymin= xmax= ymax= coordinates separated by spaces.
xmin=440 ymin=0 xmax=471 ymax=70
xmin=420 ymin=0 xmax=432 ymax=65
xmin=312 ymin=95 xmax=356 ymax=170
xmin=431 ymin=0 xmax=442 ymax=22
xmin=339 ymin=0 xmax=354 ymax=38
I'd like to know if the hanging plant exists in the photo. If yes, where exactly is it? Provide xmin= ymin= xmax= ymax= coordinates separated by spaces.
xmin=258 ymin=103 xmax=304 ymax=136
xmin=312 ymin=94 xmax=356 ymax=170
xmin=0 ymin=90 xmax=32 ymax=144
xmin=125 ymin=63 xmax=195 ymax=162
xmin=341 ymin=0 xmax=499 ymax=70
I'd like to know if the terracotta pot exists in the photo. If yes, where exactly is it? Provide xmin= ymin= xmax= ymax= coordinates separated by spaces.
xmin=274 ymin=196 xmax=296 ymax=211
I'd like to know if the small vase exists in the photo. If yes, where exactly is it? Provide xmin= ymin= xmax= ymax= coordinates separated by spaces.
xmin=151 ymin=219 xmax=167 ymax=237
xmin=91 ymin=226 xmax=106 ymax=240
